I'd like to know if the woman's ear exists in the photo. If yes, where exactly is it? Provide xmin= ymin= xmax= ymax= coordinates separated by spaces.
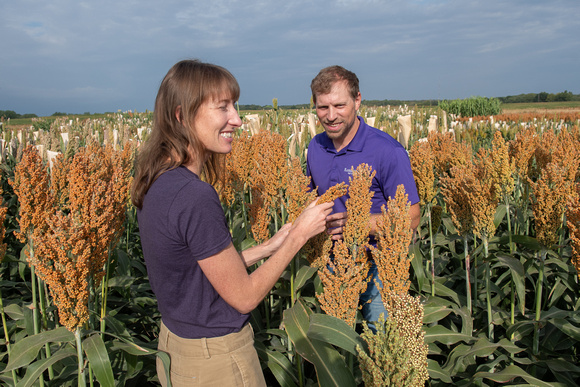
xmin=175 ymin=105 xmax=182 ymax=123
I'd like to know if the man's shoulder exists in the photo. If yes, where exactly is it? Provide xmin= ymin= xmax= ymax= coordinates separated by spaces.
xmin=362 ymin=124 xmax=403 ymax=150
xmin=307 ymin=132 xmax=330 ymax=152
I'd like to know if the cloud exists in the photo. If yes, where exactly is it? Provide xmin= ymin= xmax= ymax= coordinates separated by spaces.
xmin=0 ymin=0 xmax=578 ymax=115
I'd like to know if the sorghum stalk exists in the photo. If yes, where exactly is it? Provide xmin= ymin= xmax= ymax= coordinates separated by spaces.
xmin=484 ymin=233 xmax=493 ymax=344
xmin=428 ymin=204 xmax=435 ymax=296
xmin=29 ymin=243 xmax=40 ymax=335
xmin=533 ymin=249 xmax=546 ymax=356
xmin=100 ymin=248 xmax=113 ymax=333
xmin=29 ymin=246 xmax=46 ymax=386
xmin=0 ymin=288 xmax=18 ymax=383
xmin=464 ymin=237 xmax=471 ymax=314
xmin=75 ymin=327 xmax=86 ymax=387
xmin=505 ymin=196 xmax=517 ymax=336
xmin=37 ymin=275 xmax=55 ymax=380
xmin=473 ymin=238 xmax=478 ymax=310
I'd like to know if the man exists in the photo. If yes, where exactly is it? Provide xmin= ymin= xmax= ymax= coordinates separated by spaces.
xmin=306 ymin=65 xmax=420 ymax=326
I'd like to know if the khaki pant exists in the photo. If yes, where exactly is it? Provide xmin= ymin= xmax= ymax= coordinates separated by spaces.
xmin=157 ymin=322 xmax=266 ymax=387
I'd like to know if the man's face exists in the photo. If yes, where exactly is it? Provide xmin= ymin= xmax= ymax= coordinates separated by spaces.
xmin=315 ymin=80 xmax=361 ymax=151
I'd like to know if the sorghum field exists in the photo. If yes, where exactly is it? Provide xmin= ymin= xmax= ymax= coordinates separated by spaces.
xmin=0 ymin=104 xmax=579 ymax=386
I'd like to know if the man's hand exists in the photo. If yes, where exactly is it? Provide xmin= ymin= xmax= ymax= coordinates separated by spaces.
xmin=325 ymin=211 xmax=347 ymax=240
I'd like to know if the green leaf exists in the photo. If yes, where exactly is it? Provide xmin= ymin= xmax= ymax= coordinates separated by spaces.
xmin=463 ymin=337 xmax=524 ymax=358
xmin=294 ymin=265 xmax=317 ymax=292
xmin=494 ymin=204 xmax=507 ymax=228
xmin=5 ymin=327 xmax=75 ymax=371
xmin=433 ymin=282 xmax=461 ymax=306
xmin=107 ymin=275 xmax=135 ymax=287
xmin=494 ymin=253 xmax=526 ymax=314
xmin=3 ymin=303 xmax=24 ymax=321
xmin=308 ymin=313 xmax=367 ymax=356
xmin=423 ymin=306 xmax=452 ymax=324
xmin=15 ymin=347 xmax=76 ymax=387
xmin=156 ymin=350 xmax=173 ymax=387
xmin=549 ymin=318 xmax=580 ymax=341
xmin=255 ymin=341 xmax=298 ymax=387
xmin=473 ymin=364 xmax=568 ymax=387
xmin=427 ymin=358 xmax=452 ymax=383
xmin=83 ymin=334 xmax=114 ymax=387
xmin=410 ymin=242 xmax=425 ymax=292
xmin=109 ymin=341 xmax=157 ymax=356
xmin=543 ymin=358 xmax=580 ymax=374
xmin=505 ymin=235 xmax=543 ymax=251
xmin=424 ymin=325 xmax=474 ymax=345
xmin=283 ymin=299 xmax=355 ymax=387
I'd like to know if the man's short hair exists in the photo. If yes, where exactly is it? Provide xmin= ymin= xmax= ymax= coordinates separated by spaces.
xmin=310 ymin=65 xmax=359 ymax=104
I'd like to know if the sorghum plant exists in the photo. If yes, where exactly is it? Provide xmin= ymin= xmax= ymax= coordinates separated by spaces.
xmin=317 ymin=164 xmax=374 ymax=328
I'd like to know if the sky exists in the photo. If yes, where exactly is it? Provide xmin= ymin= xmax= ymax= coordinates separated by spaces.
xmin=1 ymin=0 xmax=579 ymax=117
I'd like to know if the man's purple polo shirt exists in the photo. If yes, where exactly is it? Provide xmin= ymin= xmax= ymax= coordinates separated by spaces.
xmin=306 ymin=116 xmax=419 ymax=239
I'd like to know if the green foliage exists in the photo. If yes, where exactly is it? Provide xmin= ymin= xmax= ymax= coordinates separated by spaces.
xmin=439 ymin=96 xmax=502 ymax=117
xmin=500 ymin=90 xmax=580 ymax=103
xmin=0 ymin=110 xmax=21 ymax=120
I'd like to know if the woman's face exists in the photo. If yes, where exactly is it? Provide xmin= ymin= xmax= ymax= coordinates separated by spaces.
xmin=193 ymin=96 xmax=242 ymax=159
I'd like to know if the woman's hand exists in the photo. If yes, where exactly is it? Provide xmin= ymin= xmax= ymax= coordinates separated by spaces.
xmin=291 ymin=199 xmax=334 ymax=243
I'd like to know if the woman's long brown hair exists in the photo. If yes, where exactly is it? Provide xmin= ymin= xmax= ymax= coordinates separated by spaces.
xmin=131 ymin=59 xmax=240 ymax=209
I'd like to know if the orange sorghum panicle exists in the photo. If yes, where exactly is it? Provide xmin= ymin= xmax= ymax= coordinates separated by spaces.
xmin=428 ymin=131 xmax=472 ymax=178
xmin=0 ymin=186 xmax=8 ymax=262
xmin=508 ymin=126 xmax=539 ymax=182
xmin=221 ymin=130 xmax=254 ymax=206
xmin=316 ymin=164 xmax=375 ymax=326
xmin=317 ymin=182 xmax=348 ymax=205
xmin=284 ymin=157 xmax=316 ymax=223
xmin=441 ymin=164 xmax=475 ymax=237
xmin=343 ymin=164 xmax=375 ymax=256
xmin=10 ymin=145 xmax=54 ymax=243
xmin=373 ymin=185 xmax=414 ymax=300
xmin=409 ymin=140 xmax=436 ymax=206
xmin=303 ymin=182 xmax=347 ymax=267
xmin=469 ymin=150 xmax=500 ymax=239
xmin=487 ymin=131 xmax=515 ymax=198
xmin=533 ymin=129 xmax=558 ymax=180
xmin=247 ymin=188 xmax=271 ymax=244
xmin=530 ymin=162 xmax=575 ymax=249
xmin=29 ymin=141 xmax=134 ymax=331
xmin=316 ymin=240 xmax=369 ymax=327
xmin=552 ymin=128 xmax=580 ymax=182
xmin=249 ymin=129 xmax=288 ymax=208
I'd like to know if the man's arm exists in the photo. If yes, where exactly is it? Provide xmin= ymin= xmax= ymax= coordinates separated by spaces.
xmin=325 ymin=202 xmax=420 ymax=240
xmin=369 ymin=202 xmax=420 ymax=234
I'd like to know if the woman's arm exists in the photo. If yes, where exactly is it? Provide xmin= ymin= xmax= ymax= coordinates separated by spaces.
xmin=198 ymin=200 xmax=333 ymax=314
xmin=239 ymin=223 xmax=292 ymax=267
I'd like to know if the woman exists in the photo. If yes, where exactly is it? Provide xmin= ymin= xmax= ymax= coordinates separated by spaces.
xmin=131 ymin=59 xmax=333 ymax=386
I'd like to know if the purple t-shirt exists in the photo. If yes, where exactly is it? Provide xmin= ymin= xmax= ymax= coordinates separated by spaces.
xmin=137 ymin=166 xmax=249 ymax=339
xmin=306 ymin=116 xmax=419 ymax=244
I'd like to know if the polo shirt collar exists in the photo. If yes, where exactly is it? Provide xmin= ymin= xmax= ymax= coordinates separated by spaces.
xmin=320 ymin=116 xmax=367 ymax=153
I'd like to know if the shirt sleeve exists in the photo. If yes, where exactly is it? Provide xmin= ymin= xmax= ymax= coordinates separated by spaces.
xmin=379 ymin=146 xmax=420 ymax=205
xmin=170 ymin=180 xmax=233 ymax=261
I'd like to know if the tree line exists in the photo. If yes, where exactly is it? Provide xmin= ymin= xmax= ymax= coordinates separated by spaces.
xmin=498 ymin=90 xmax=579 ymax=103
xmin=2 ymin=91 xmax=579 ymax=118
